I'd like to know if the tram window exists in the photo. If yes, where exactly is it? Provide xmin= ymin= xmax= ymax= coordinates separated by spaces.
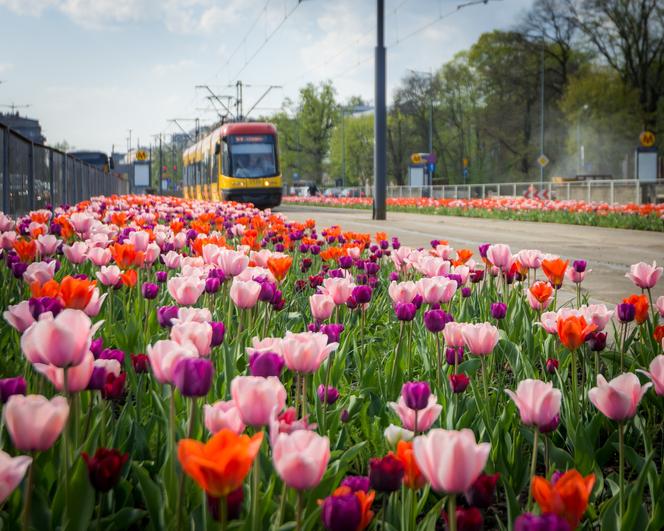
xmin=212 ymin=144 xmax=219 ymax=184
xmin=222 ymin=141 xmax=230 ymax=176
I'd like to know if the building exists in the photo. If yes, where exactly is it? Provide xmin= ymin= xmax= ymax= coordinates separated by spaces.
xmin=0 ymin=111 xmax=46 ymax=143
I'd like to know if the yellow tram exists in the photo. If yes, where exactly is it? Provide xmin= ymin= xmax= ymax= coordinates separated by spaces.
xmin=182 ymin=122 xmax=282 ymax=208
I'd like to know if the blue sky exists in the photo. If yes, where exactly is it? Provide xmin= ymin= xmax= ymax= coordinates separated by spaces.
xmin=0 ymin=0 xmax=533 ymax=151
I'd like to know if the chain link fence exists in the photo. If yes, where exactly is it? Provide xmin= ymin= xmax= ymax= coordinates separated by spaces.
xmin=0 ymin=123 xmax=129 ymax=216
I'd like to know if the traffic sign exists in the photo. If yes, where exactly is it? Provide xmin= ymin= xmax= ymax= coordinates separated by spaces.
xmin=135 ymin=150 xmax=148 ymax=161
xmin=639 ymin=131 xmax=656 ymax=148
xmin=463 ymin=158 xmax=469 ymax=168
xmin=411 ymin=153 xmax=423 ymax=164
xmin=536 ymin=154 xmax=550 ymax=168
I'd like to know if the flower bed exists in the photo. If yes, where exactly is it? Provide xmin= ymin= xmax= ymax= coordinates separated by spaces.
xmin=283 ymin=195 xmax=664 ymax=232
xmin=1 ymin=195 xmax=663 ymax=530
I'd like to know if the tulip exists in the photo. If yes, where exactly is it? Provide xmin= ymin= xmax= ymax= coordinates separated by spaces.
xmin=96 ymin=265 xmax=122 ymax=287
xmin=173 ymin=357 xmax=213 ymax=397
xmin=317 ymin=384 xmax=340 ymax=405
xmin=340 ymin=475 xmax=371 ymax=493
xmin=388 ymin=280 xmax=417 ymax=304
xmin=282 ymin=331 xmax=338 ymax=374
xmin=514 ymin=513 xmax=571 ymax=531
xmin=352 ymin=284 xmax=372 ymax=305
xmin=369 ymin=454 xmax=404 ymax=492
xmin=623 ymin=294 xmax=649 ymax=324
xmin=583 ymin=304 xmax=614 ymax=331
xmin=505 ymin=379 xmax=562 ymax=431
xmin=3 ymin=394 xmax=69 ymax=451
xmin=465 ymin=472 xmax=500 ymax=509
xmin=81 ymin=448 xmax=129 ymax=492
xmin=248 ymin=351 xmax=285 ymax=378
xmin=545 ymin=358 xmax=559 ymax=374
xmin=0 ymin=376 xmax=27 ymax=403
xmin=443 ymin=506 xmax=483 ymax=531
xmin=210 ymin=321 xmax=225 ymax=347
xmin=416 ymin=276 xmax=456 ymax=305
xmin=231 ymin=376 xmax=287 ymax=427
xmin=171 ymin=320 xmax=213 ymax=357
xmin=167 ymin=276 xmax=206 ymax=306
xmin=394 ymin=302 xmax=416 ymax=321
xmin=272 ymin=430 xmax=330 ymax=490
xmin=131 ymin=353 xmax=149 ymax=373
xmin=656 ymin=295 xmax=664 ymax=317
xmin=389 ymin=394 xmax=442 ymax=433
xmin=625 ymin=261 xmax=662 ymax=289
xmin=320 ymin=277 xmax=355 ymax=305
xmin=33 ymin=351 xmax=95 ymax=393
xmin=36 ymin=234 xmax=59 ymax=256
xmin=423 ymin=309 xmax=453 ymax=333
xmin=3 ymin=300 xmax=36 ymax=332
xmin=443 ymin=321 xmax=466 ymax=348
xmin=413 ymin=428 xmax=490 ymax=493
xmin=178 ymin=429 xmax=263 ymax=497
xmin=531 ymin=470 xmax=595 ymax=529
xmin=401 ymin=381 xmax=431 ymax=410
xmin=63 ymin=242 xmax=88 ymax=264
xmin=616 ymin=302 xmax=635 ymax=323
xmin=0 ymin=450 xmax=32 ymax=504
xmin=320 ymin=493 xmax=361 ymax=531
xmin=229 ymin=278 xmax=261 ymax=309
xmin=637 ymin=355 xmax=664 ymax=395
xmin=586 ymin=331 xmax=607 ymax=352
xmin=310 ymin=294 xmax=335 ymax=321
xmin=99 ymin=348 xmax=125 ymax=364
xmin=461 ymin=322 xmax=500 ymax=356
xmin=87 ymin=246 xmax=112 ymax=267
xmin=102 ymin=372 xmax=126 ymax=400
xmin=490 ymin=302 xmax=507 ymax=320
xmin=206 ymin=487 xmax=244 ymax=522
xmin=22 ymin=261 xmax=56 ymax=284
xmin=141 ymin=282 xmax=159 ymax=299
xmin=486 ymin=244 xmax=512 ymax=270
xmin=449 ymin=373 xmax=470 ymax=393
xmin=541 ymin=258 xmax=568 ymax=288
xmin=588 ymin=373 xmax=650 ymax=422
xmin=20 ymin=308 xmax=96 ymax=368
xmin=527 ymin=281 xmax=554 ymax=311
xmin=156 ymin=305 xmax=179 ymax=328
xmin=204 ymin=400 xmax=246 ymax=435
xmin=146 ymin=339 xmax=198 ymax=385
xmin=556 ymin=315 xmax=596 ymax=351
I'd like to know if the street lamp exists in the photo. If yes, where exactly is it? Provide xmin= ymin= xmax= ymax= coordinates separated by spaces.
xmin=576 ymin=104 xmax=589 ymax=176
xmin=340 ymin=104 xmax=373 ymax=188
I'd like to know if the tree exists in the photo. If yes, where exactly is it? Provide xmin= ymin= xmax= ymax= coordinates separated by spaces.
xmin=568 ymin=0 xmax=664 ymax=131
xmin=329 ymin=114 xmax=374 ymax=187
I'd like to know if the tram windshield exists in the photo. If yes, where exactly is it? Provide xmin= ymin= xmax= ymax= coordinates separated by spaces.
xmin=228 ymin=134 xmax=277 ymax=178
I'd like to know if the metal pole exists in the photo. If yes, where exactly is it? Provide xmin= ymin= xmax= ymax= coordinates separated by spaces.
xmin=2 ymin=127 xmax=9 ymax=214
xmin=159 ymin=134 xmax=163 ymax=194
xmin=49 ymin=150 xmax=54 ymax=213
xmin=373 ymin=0 xmax=387 ymax=220
xmin=539 ymin=47 xmax=544 ymax=186
xmin=428 ymin=92 xmax=433 ymax=186
xmin=28 ymin=142 xmax=35 ymax=210
xmin=341 ymin=111 xmax=346 ymax=187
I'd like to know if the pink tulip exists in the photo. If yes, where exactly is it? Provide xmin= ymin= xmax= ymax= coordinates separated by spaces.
xmin=0 ymin=450 xmax=32 ymax=503
xmin=36 ymin=234 xmax=60 ymax=256
xmin=23 ymin=261 xmax=57 ymax=284
xmin=3 ymin=394 xmax=69 ymax=451
xmin=33 ymin=351 xmax=95 ymax=393
xmin=391 ymin=246 xmax=413 ymax=270
xmin=0 ymin=213 xmax=13 ymax=232
xmin=416 ymin=256 xmax=450 ymax=278
xmin=96 ymin=265 xmax=122 ymax=286
xmin=69 ymin=212 xmax=95 ymax=236
xmin=216 ymin=249 xmax=249 ymax=277
xmin=461 ymin=322 xmax=500 ymax=356
xmin=63 ymin=241 xmax=88 ymax=264
xmin=146 ymin=339 xmax=198 ymax=384
xmin=20 ymin=309 xmax=96 ymax=368
xmin=416 ymin=277 xmax=456 ymax=305
xmin=3 ymin=300 xmax=35 ymax=332
xmin=282 ymin=331 xmax=338 ymax=373
xmin=588 ymin=373 xmax=651 ymax=422
xmin=565 ymin=267 xmax=590 ymax=284
xmin=272 ymin=430 xmax=330 ymax=490
xmin=389 ymin=395 xmax=442 ymax=432
xmin=320 ymin=277 xmax=355 ymax=306
xmin=163 ymin=251 xmax=182 ymax=270
xmin=505 ymin=379 xmax=561 ymax=430
xmin=94 ymin=358 xmax=121 ymax=377
xmin=625 ymin=261 xmax=662 ymax=289
xmin=204 ymin=400 xmax=246 ymax=434
xmin=87 ymin=247 xmax=112 ymax=267
xmin=656 ymin=296 xmax=664 ymax=318
xmin=540 ymin=311 xmax=558 ymax=334
xmin=171 ymin=307 xmax=212 ymax=324
xmin=413 ymin=428 xmax=490 ymax=493
xmin=172 ymin=232 xmax=187 ymax=250
xmin=388 ymin=280 xmax=418 ymax=304
xmin=268 ymin=407 xmax=317 ymax=446
xmin=167 ymin=276 xmax=206 ymax=306
xmin=246 ymin=336 xmax=284 ymax=357
xmin=170 ymin=320 xmax=213 ymax=356
xmin=486 ymin=244 xmax=512 ymax=271
xmin=442 ymin=322 xmax=465 ymax=348
xmin=84 ymin=289 xmax=107 ymax=317
xmin=310 ymin=294 xmax=335 ymax=321
xmin=230 ymin=376 xmax=287 ymax=427
xmin=229 ymin=278 xmax=261 ymax=309
xmin=145 ymin=243 xmax=161 ymax=265
xmin=249 ymin=249 xmax=273 ymax=268
xmin=1 ymin=231 xmax=17 ymax=250
xmin=583 ymin=304 xmax=614 ymax=332
xmin=128 ymin=230 xmax=150 ymax=252
xmin=516 ymin=249 xmax=543 ymax=270
xmin=638 ymin=355 xmax=664 ymax=396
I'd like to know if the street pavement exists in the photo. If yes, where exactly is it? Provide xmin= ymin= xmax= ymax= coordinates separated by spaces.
xmin=277 ymin=205 xmax=664 ymax=305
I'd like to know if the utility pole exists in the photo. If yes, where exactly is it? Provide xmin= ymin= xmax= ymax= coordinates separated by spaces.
xmin=539 ymin=47 xmax=545 ymax=186
xmin=236 ymin=81 xmax=243 ymax=121
xmin=341 ymin=111 xmax=346 ymax=188
xmin=373 ymin=0 xmax=386 ymax=220
xmin=159 ymin=134 xmax=163 ymax=195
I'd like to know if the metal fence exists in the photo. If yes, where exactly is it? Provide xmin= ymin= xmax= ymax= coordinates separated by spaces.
xmin=0 ymin=123 xmax=129 ymax=216
xmin=307 ymin=179 xmax=663 ymax=204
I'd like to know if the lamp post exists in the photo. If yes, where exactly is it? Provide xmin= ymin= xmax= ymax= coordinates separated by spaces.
xmin=373 ymin=0 xmax=386 ymax=220
xmin=576 ymin=104 xmax=589 ymax=175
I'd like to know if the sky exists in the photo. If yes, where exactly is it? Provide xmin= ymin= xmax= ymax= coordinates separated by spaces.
xmin=0 ymin=0 xmax=533 ymax=151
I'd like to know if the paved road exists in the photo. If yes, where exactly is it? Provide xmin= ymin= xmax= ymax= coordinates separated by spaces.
xmin=277 ymin=205 xmax=664 ymax=305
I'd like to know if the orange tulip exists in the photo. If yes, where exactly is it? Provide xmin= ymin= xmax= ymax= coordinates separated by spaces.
xmin=557 ymin=315 xmax=596 ymax=351
xmin=623 ymin=294 xmax=649 ymax=324
xmin=328 ymin=486 xmax=375 ymax=530
xmin=120 ymin=269 xmax=137 ymax=288
xmin=529 ymin=281 xmax=554 ymax=304
xmin=30 ymin=211 xmax=50 ymax=224
xmin=375 ymin=232 xmax=387 ymax=243
xmin=178 ymin=429 xmax=263 ymax=498
xmin=30 ymin=279 xmax=61 ymax=299
xmin=454 ymin=249 xmax=473 ymax=266
xmin=541 ymin=258 xmax=569 ymax=287
xmin=267 ymin=255 xmax=293 ymax=282
xmin=59 ymin=275 xmax=96 ymax=310
xmin=169 ymin=220 xmax=184 ymax=234
xmin=392 ymin=440 xmax=425 ymax=489
xmin=532 ymin=470 xmax=595 ymax=529
xmin=13 ymin=238 xmax=37 ymax=263
xmin=110 ymin=243 xmax=144 ymax=269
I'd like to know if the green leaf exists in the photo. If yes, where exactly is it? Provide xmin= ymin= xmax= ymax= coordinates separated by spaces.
xmin=132 ymin=463 xmax=165 ymax=531
xmin=63 ymin=458 xmax=95 ymax=531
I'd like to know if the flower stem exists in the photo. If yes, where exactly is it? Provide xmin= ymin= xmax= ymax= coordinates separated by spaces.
xmin=251 ymin=442 xmax=261 ymax=531
xmin=571 ymin=350 xmax=579 ymax=418
xmin=21 ymin=459 xmax=34 ymax=531
xmin=301 ymin=374 xmax=308 ymax=419
xmin=448 ymin=495 xmax=457 ymax=531
xmin=528 ymin=429 xmax=539 ymax=509
xmin=480 ymin=356 xmax=489 ymax=403
xmin=619 ymin=422 xmax=625 ymax=522
xmin=219 ymin=496 xmax=228 ymax=531
xmin=295 ymin=489 xmax=303 ymax=531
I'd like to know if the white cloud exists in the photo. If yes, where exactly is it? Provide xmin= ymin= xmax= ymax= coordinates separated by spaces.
xmin=0 ymin=0 xmax=56 ymax=16
xmin=0 ymin=63 xmax=14 ymax=75
xmin=150 ymin=59 xmax=195 ymax=76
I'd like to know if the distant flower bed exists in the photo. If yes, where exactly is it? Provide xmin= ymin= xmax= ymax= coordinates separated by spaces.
xmin=0 ymin=195 xmax=663 ymax=530
xmin=283 ymin=195 xmax=664 ymax=231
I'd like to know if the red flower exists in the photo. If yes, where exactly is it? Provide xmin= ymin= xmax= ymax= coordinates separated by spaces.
xmin=81 ymin=448 xmax=129 ymax=492
xmin=449 ymin=373 xmax=470 ymax=393
xmin=131 ymin=353 xmax=150 ymax=373
xmin=623 ymin=294 xmax=649 ymax=324
xmin=102 ymin=372 xmax=126 ymax=400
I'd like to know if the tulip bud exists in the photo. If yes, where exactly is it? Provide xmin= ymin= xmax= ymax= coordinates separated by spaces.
xmin=210 ymin=321 xmax=225 ymax=347
xmin=449 ymin=373 xmax=470 ymax=394
xmin=205 ymin=277 xmax=221 ymax=294
xmin=461 ymin=287 xmax=472 ymax=298
xmin=446 ymin=347 xmax=464 ymax=365
xmin=317 ymin=384 xmax=340 ymax=405
xmin=340 ymin=475 xmax=370 ymax=493
xmin=81 ymin=448 xmax=129 ymax=492
xmin=572 ymin=260 xmax=587 ymax=273
xmin=423 ymin=309 xmax=453 ymax=333
xmin=369 ymin=455 xmax=404 ymax=492
xmin=155 ymin=270 xmax=168 ymax=283
xmin=339 ymin=255 xmax=353 ymax=269
xmin=131 ymin=353 xmax=150 ymax=373
xmin=249 ymin=351 xmax=284 ymax=378
xmin=465 ymin=472 xmax=500 ymax=508
xmin=173 ymin=358 xmax=213 ymax=397
xmin=320 ymin=324 xmax=344 ymax=344
xmin=394 ymin=302 xmax=416 ymax=321
xmin=340 ymin=409 xmax=350 ymax=423
xmin=401 ymin=381 xmax=431 ymax=410
xmin=586 ymin=331 xmax=607 ymax=352
xmin=90 ymin=337 xmax=104 ymax=358
xmin=0 ymin=376 xmax=27 ymax=403
xmin=141 ymin=282 xmax=159 ymax=299
xmin=320 ymin=493 xmax=361 ymax=531
xmin=157 ymin=305 xmax=179 ymax=328
xmin=617 ymin=302 xmax=636 ymax=323
xmin=545 ymin=358 xmax=559 ymax=374
xmin=490 ymin=302 xmax=507 ymax=320
xmin=352 ymin=285 xmax=372 ymax=304
xmin=101 ymin=372 xmax=126 ymax=400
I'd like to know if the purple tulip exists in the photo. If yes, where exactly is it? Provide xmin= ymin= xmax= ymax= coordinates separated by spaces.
xmin=401 ymin=381 xmax=431 ymax=410
xmin=412 ymin=294 xmax=424 ymax=309
xmin=155 ymin=270 xmax=168 ymax=283
xmin=394 ymin=302 xmax=416 ymax=321
xmin=320 ymin=324 xmax=344 ymax=344
xmin=461 ymin=287 xmax=471 ymax=298
xmin=0 ymin=377 xmax=27 ymax=403
xmin=320 ymin=493 xmax=361 ymax=531
xmin=478 ymin=243 xmax=490 ymax=258
xmin=389 ymin=271 xmax=399 ymax=282
xmin=141 ymin=282 xmax=159 ymax=300
xmin=257 ymin=279 xmax=276 ymax=302
xmin=446 ymin=347 xmax=464 ymax=365
xmin=338 ymin=255 xmax=353 ymax=269
xmin=617 ymin=302 xmax=635 ymax=323
xmin=340 ymin=476 xmax=370 ymax=493
xmin=29 ymin=297 xmax=62 ymax=319
xmin=11 ymin=261 xmax=27 ymax=279
xmin=572 ymin=260 xmax=587 ymax=273
xmin=205 ymin=277 xmax=221 ymax=294
xmin=249 ymin=351 xmax=284 ymax=378
xmin=364 ymin=262 xmax=379 ymax=276
xmin=587 ymin=331 xmax=607 ymax=352
xmin=490 ymin=302 xmax=507 ymax=320
xmin=100 ymin=349 xmax=125 ymax=364
xmin=514 ymin=513 xmax=571 ymax=531
xmin=210 ymin=321 xmax=225 ymax=347
xmin=90 ymin=337 xmax=104 ymax=358
xmin=423 ymin=309 xmax=453 ymax=333
xmin=172 ymin=357 xmax=213 ymax=397
xmin=87 ymin=366 xmax=108 ymax=391
xmin=317 ymin=385 xmax=340 ymax=405
xmin=157 ymin=305 xmax=179 ymax=328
